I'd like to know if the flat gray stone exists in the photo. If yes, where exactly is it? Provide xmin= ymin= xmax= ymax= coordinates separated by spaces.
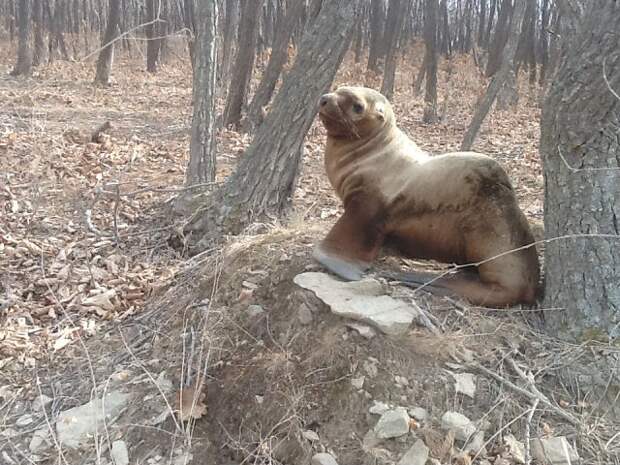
xmin=450 ymin=372 xmax=476 ymax=398
xmin=408 ymin=407 xmax=428 ymax=422
xmin=369 ymin=400 xmax=390 ymax=415
xmin=531 ymin=436 xmax=579 ymax=464
xmin=56 ymin=391 xmax=130 ymax=448
xmin=441 ymin=411 xmax=476 ymax=441
xmin=29 ymin=428 xmax=51 ymax=453
xmin=397 ymin=439 xmax=429 ymax=465
xmin=294 ymin=272 xmax=421 ymax=335
xmin=504 ymin=434 xmax=525 ymax=464
xmin=312 ymin=452 xmax=339 ymax=465
xmin=374 ymin=408 xmax=410 ymax=439
xmin=111 ymin=440 xmax=129 ymax=465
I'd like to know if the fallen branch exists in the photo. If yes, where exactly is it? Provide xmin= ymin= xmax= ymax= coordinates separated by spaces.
xmin=471 ymin=361 xmax=580 ymax=426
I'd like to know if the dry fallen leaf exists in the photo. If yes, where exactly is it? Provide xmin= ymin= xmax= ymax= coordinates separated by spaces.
xmin=175 ymin=379 xmax=207 ymax=422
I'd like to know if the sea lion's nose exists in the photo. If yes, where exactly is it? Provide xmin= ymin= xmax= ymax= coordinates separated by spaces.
xmin=319 ymin=94 xmax=331 ymax=107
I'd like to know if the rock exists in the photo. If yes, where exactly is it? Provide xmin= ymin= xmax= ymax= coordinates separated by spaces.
xmin=369 ymin=400 xmax=390 ymax=415
xmin=302 ymin=430 xmax=320 ymax=442
xmin=362 ymin=430 xmax=382 ymax=450
xmin=111 ymin=440 xmax=129 ymax=465
xmin=531 ymin=436 xmax=579 ymax=464
xmin=395 ymin=376 xmax=409 ymax=387
xmin=293 ymin=272 xmax=421 ymax=335
xmin=312 ymin=452 xmax=339 ymax=465
xmin=29 ymin=429 xmax=50 ymax=453
xmin=351 ymin=376 xmax=365 ymax=389
xmin=408 ymin=407 xmax=428 ymax=422
xmin=465 ymin=431 xmax=486 ymax=456
xmin=374 ymin=408 xmax=410 ymax=439
xmin=346 ymin=322 xmax=377 ymax=339
xmin=246 ymin=304 xmax=264 ymax=318
xmin=364 ymin=360 xmax=379 ymax=378
xmin=450 ymin=372 xmax=476 ymax=398
xmin=504 ymin=434 xmax=525 ymax=464
xmin=32 ymin=395 xmax=53 ymax=412
xmin=441 ymin=411 xmax=476 ymax=441
xmin=297 ymin=304 xmax=313 ymax=325
xmin=56 ymin=391 xmax=130 ymax=448
xmin=397 ymin=439 xmax=429 ymax=465
xmin=16 ymin=414 xmax=34 ymax=427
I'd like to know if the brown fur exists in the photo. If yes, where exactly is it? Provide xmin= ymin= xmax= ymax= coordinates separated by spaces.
xmin=313 ymin=86 xmax=540 ymax=307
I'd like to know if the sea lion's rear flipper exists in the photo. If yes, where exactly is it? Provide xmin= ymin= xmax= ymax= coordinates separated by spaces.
xmin=383 ymin=269 xmax=529 ymax=307
xmin=313 ymin=193 xmax=385 ymax=281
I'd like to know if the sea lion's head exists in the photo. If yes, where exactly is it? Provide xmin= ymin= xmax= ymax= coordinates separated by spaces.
xmin=317 ymin=86 xmax=394 ymax=139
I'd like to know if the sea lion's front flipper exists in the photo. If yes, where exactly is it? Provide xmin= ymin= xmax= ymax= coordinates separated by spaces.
xmin=313 ymin=193 xmax=385 ymax=281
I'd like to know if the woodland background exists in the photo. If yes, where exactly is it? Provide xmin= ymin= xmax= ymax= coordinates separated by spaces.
xmin=0 ymin=1 xmax=619 ymax=465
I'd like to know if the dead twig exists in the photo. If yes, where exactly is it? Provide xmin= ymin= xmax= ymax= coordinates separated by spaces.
xmin=471 ymin=361 xmax=580 ymax=426
xmin=524 ymin=398 xmax=540 ymax=465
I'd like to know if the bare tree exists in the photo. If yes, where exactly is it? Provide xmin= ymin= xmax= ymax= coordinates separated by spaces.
xmin=94 ymin=0 xmax=121 ymax=85
xmin=367 ymin=0 xmax=386 ymax=73
xmin=32 ymin=0 xmax=46 ymax=66
xmin=185 ymin=0 xmax=219 ymax=186
xmin=223 ymin=0 xmax=259 ymax=128
xmin=540 ymin=0 xmax=620 ymax=342
xmin=245 ymin=0 xmax=305 ymax=131
xmin=380 ymin=0 xmax=406 ymax=101
xmin=460 ymin=0 xmax=525 ymax=150
xmin=145 ymin=0 xmax=163 ymax=73
xmin=485 ymin=0 xmax=512 ymax=77
xmin=183 ymin=0 xmax=360 ymax=251
xmin=422 ymin=0 xmax=439 ymax=123
xmin=10 ymin=0 xmax=33 ymax=77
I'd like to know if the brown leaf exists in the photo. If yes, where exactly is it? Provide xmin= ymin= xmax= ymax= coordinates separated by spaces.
xmin=175 ymin=380 xmax=207 ymax=422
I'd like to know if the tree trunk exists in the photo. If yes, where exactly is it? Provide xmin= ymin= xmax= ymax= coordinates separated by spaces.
xmin=380 ymin=0 xmax=406 ymax=101
xmin=145 ymin=0 xmax=162 ymax=73
xmin=223 ymin=0 xmax=259 ymax=128
xmin=219 ymin=0 xmax=239 ymax=87
xmin=245 ymin=0 xmax=305 ymax=131
xmin=183 ymin=0 xmax=360 ymax=251
xmin=367 ymin=0 xmax=386 ymax=73
xmin=477 ymin=0 xmax=486 ymax=46
xmin=32 ymin=0 xmax=47 ymax=66
xmin=185 ymin=0 xmax=219 ymax=186
xmin=485 ymin=0 xmax=512 ymax=77
xmin=460 ymin=0 xmax=525 ymax=150
xmin=10 ymin=0 xmax=33 ymax=77
xmin=538 ymin=0 xmax=550 ymax=84
xmin=422 ymin=0 xmax=439 ymax=123
xmin=540 ymin=0 xmax=620 ymax=342
xmin=94 ymin=0 xmax=121 ymax=85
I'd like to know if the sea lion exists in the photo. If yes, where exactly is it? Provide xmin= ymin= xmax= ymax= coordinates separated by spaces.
xmin=313 ymin=86 xmax=540 ymax=307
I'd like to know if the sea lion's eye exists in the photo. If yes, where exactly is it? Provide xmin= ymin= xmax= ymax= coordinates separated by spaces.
xmin=352 ymin=103 xmax=364 ymax=114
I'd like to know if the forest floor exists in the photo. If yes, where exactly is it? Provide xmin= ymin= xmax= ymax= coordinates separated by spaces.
xmin=1 ymin=41 xmax=619 ymax=465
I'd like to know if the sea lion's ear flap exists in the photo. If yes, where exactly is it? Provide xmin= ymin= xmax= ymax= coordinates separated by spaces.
xmin=375 ymin=104 xmax=385 ymax=121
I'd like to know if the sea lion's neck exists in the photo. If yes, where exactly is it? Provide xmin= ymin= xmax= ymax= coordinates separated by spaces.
xmin=326 ymin=124 xmax=425 ymax=162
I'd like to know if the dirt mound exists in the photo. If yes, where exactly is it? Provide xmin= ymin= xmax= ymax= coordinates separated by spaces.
xmin=8 ymin=227 xmax=617 ymax=465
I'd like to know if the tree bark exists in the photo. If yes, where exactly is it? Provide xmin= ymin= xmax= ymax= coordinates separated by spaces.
xmin=145 ymin=0 xmax=163 ymax=73
xmin=223 ymin=0 xmax=259 ymax=128
xmin=94 ymin=0 xmax=121 ymax=85
xmin=380 ymin=0 xmax=406 ymax=101
xmin=219 ymin=0 xmax=239 ymax=86
xmin=32 ymin=0 xmax=46 ymax=66
xmin=185 ymin=0 xmax=219 ymax=186
xmin=245 ymin=0 xmax=305 ymax=132
xmin=485 ymin=0 xmax=512 ymax=77
xmin=367 ymin=0 xmax=386 ymax=73
xmin=460 ymin=0 xmax=525 ymax=150
xmin=540 ymin=0 xmax=620 ymax=342
xmin=10 ymin=0 xmax=33 ymax=77
xmin=183 ymin=0 xmax=360 ymax=251
xmin=422 ymin=0 xmax=439 ymax=123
